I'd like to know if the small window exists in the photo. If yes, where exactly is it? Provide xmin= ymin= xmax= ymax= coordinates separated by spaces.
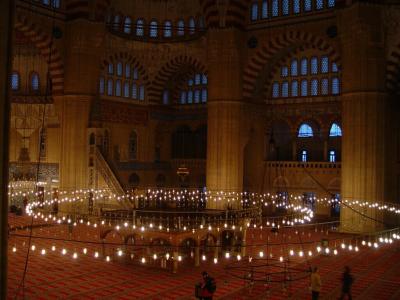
xmin=115 ymin=80 xmax=122 ymax=96
xmin=198 ymin=17 xmax=205 ymax=30
xmin=42 ymin=0 xmax=50 ymax=5
xmin=131 ymin=84 xmax=137 ymax=99
xmin=293 ymin=0 xmax=300 ymax=14
xmin=113 ymin=15 xmax=120 ymax=30
xmin=163 ymin=90 xmax=169 ymax=105
xmin=282 ymin=0 xmax=289 ymax=16
xmin=31 ymin=72 xmax=40 ymax=91
xmin=201 ymin=89 xmax=208 ymax=102
xmin=304 ymin=0 xmax=312 ymax=12
xmin=332 ymin=77 xmax=340 ymax=95
xmin=281 ymin=81 xmax=289 ymax=98
xmin=298 ymin=124 xmax=313 ymax=137
xmin=177 ymin=19 xmax=185 ymax=36
xmin=124 ymin=17 xmax=132 ymax=34
xmin=301 ymin=150 xmax=308 ymax=162
xmin=129 ymin=131 xmax=138 ymax=160
xmin=329 ymin=123 xmax=342 ymax=137
xmin=139 ymin=85 xmax=145 ymax=100
xmin=188 ymin=79 xmax=194 ymax=86
xmin=108 ymin=63 xmax=113 ymax=75
xmin=51 ymin=0 xmax=60 ymax=9
xmin=272 ymin=82 xmax=280 ymax=98
xmin=125 ymin=64 xmax=131 ymax=78
xmin=332 ymin=62 xmax=339 ymax=72
xmin=281 ymin=66 xmax=288 ymax=77
xmin=316 ymin=0 xmax=324 ymax=10
xmin=291 ymin=59 xmax=298 ymax=76
xmin=117 ymin=62 xmax=123 ymax=76
xmin=195 ymin=74 xmax=201 ymax=85
xmin=133 ymin=68 xmax=139 ymax=80
xmin=187 ymin=90 xmax=193 ymax=103
xmin=329 ymin=150 xmax=336 ymax=163
xmin=301 ymin=58 xmax=308 ymax=75
xmin=180 ymin=91 xmax=187 ymax=104
xmin=150 ymin=20 xmax=158 ymax=38
xmin=164 ymin=21 xmax=172 ymax=37
xmin=291 ymin=80 xmax=298 ymax=97
xmin=251 ymin=2 xmax=258 ymax=21
xmin=107 ymin=79 xmax=113 ymax=96
xmin=261 ymin=0 xmax=268 ymax=19
xmin=136 ymin=19 xmax=144 ymax=36
xmin=321 ymin=78 xmax=329 ymax=95
xmin=202 ymin=74 xmax=208 ymax=85
xmin=328 ymin=0 xmax=336 ymax=8
xmin=272 ymin=0 xmax=279 ymax=17
xmin=124 ymin=82 xmax=130 ymax=97
xmin=311 ymin=79 xmax=319 ymax=96
xmin=194 ymin=89 xmax=200 ymax=103
xmin=99 ymin=77 xmax=105 ymax=94
xmin=189 ymin=17 xmax=195 ymax=35
xmin=321 ymin=56 xmax=329 ymax=73
xmin=301 ymin=79 xmax=308 ymax=96
xmin=311 ymin=57 xmax=318 ymax=75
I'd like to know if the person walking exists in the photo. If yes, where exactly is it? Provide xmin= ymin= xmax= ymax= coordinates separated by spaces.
xmin=310 ymin=266 xmax=322 ymax=300
xmin=339 ymin=266 xmax=354 ymax=300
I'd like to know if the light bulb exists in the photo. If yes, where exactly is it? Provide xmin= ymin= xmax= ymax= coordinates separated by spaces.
xmin=202 ymin=255 xmax=206 ymax=261
xmin=237 ymin=254 xmax=241 ymax=261
xmin=225 ymin=252 xmax=230 ymax=259
xmin=41 ymin=249 xmax=46 ymax=255
xmin=213 ymin=258 xmax=218 ymax=264
xmin=73 ymin=252 xmax=78 ymax=259
xmin=94 ymin=252 xmax=99 ymax=258
xmin=141 ymin=257 xmax=146 ymax=264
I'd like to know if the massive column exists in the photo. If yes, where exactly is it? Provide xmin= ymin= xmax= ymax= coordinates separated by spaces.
xmin=339 ymin=3 xmax=388 ymax=233
xmin=206 ymin=29 xmax=245 ymax=209
xmin=0 ymin=0 xmax=12 ymax=297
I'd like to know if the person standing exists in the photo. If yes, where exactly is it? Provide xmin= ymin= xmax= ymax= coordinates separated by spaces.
xmin=339 ymin=266 xmax=354 ymax=300
xmin=197 ymin=271 xmax=216 ymax=300
xmin=310 ymin=266 xmax=322 ymax=300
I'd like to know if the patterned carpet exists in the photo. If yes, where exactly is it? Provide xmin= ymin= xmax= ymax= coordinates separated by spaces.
xmin=7 ymin=214 xmax=400 ymax=299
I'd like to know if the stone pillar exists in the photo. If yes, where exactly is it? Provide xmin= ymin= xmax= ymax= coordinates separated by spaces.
xmin=194 ymin=246 xmax=200 ymax=267
xmin=206 ymin=29 xmax=245 ymax=209
xmin=0 ymin=0 xmax=12 ymax=297
xmin=172 ymin=251 xmax=179 ymax=273
xmin=338 ymin=3 xmax=388 ymax=233
xmin=241 ymin=228 xmax=247 ymax=257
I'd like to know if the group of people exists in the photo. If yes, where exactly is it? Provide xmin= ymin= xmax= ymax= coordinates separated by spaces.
xmin=196 ymin=266 xmax=353 ymax=300
xmin=311 ymin=266 xmax=354 ymax=300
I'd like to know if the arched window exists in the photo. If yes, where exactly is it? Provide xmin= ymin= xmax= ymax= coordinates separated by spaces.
xmin=124 ymin=17 xmax=132 ymax=34
xmin=291 ymin=59 xmax=298 ymax=76
xmin=272 ymin=82 xmax=280 ymax=98
xmin=202 ymin=74 xmax=208 ymax=85
xmin=298 ymin=124 xmax=313 ymax=137
xmin=301 ymin=58 xmax=308 ymax=75
xmin=107 ymin=79 xmax=113 ymax=96
xmin=164 ymin=21 xmax=172 ymax=37
xmin=195 ymin=73 xmax=201 ymax=85
xmin=301 ymin=79 xmax=308 ymax=96
xmin=272 ymin=0 xmax=279 ymax=17
xmin=282 ymin=0 xmax=289 ymax=15
xmin=332 ymin=62 xmax=339 ymax=72
xmin=281 ymin=81 xmax=289 ymax=97
xmin=180 ymin=91 xmax=187 ymax=104
xmin=301 ymin=150 xmax=308 ymax=162
xmin=316 ymin=0 xmax=324 ymax=10
xmin=188 ymin=17 xmax=196 ymax=35
xmin=139 ymin=85 xmax=145 ymax=100
xmin=131 ymin=84 xmax=137 ymax=99
xmin=108 ymin=63 xmax=113 ymax=74
xmin=311 ymin=78 xmax=319 ymax=96
xmin=136 ymin=19 xmax=144 ymax=36
xmin=99 ymin=77 xmax=105 ymax=94
xmin=124 ymin=82 xmax=130 ymax=97
xmin=125 ymin=64 xmax=130 ymax=78
xmin=42 ymin=0 xmax=49 ymax=5
xmin=163 ymin=90 xmax=169 ymax=104
xmin=194 ymin=89 xmax=200 ymax=103
xmin=332 ymin=77 xmax=340 ymax=95
xmin=321 ymin=56 xmax=329 ymax=73
xmin=311 ymin=57 xmax=318 ymax=75
xmin=115 ymin=80 xmax=122 ymax=96
xmin=31 ymin=72 xmax=40 ymax=91
xmin=281 ymin=66 xmax=288 ymax=77
xmin=321 ymin=78 xmax=329 ymax=95
xmin=113 ymin=15 xmax=120 ymax=30
xmin=11 ymin=72 xmax=19 ymax=91
xmin=304 ymin=0 xmax=312 ymax=12
xmin=117 ymin=62 xmax=123 ymax=76
xmin=149 ymin=20 xmax=158 ymax=38
xmin=51 ymin=0 xmax=60 ymax=8
xmin=201 ymin=89 xmax=208 ymax=103
xmin=329 ymin=150 xmax=336 ymax=162
xmin=328 ymin=0 xmax=336 ymax=8
xmin=177 ymin=19 xmax=185 ymax=36
xmin=251 ymin=2 xmax=258 ymax=21
xmin=187 ymin=90 xmax=193 ymax=103
xmin=133 ymin=68 xmax=139 ymax=80
xmin=261 ymin=1 xmax=268 ymax=18
xmin=291 ymin=80 xmax=298 ymax=97
xmin=293 ymin=0 xmax=300 ymax=14
xmin=329 ymin=123 xmax=342 ymax=137
xmin=129 ymin=131 xmax=138 ymax=160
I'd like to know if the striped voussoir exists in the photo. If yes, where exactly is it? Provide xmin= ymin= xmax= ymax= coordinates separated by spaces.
xmin=243 ymin=31 xmax=341 ymax=100
xmin=14 ymin=14 xmax=64 ymax=95
xmin=199 ymin=0 xmax=252 ymax=29
xmin=148 ymin=55 xmax=207 ymax=104
xmin=386 ymin=44 xmax=400 ymax=95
